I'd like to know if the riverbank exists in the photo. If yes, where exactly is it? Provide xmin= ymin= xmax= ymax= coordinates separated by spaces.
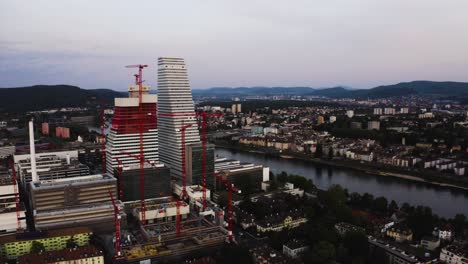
xmin=215 ymin=144 xmax=468 ymax=192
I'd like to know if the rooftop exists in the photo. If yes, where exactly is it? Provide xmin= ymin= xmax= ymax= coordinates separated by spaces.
xmin=0 ymin=226 xmax=92 ymax=244
xmin=17 ymin=245 xmax=103 ymax=264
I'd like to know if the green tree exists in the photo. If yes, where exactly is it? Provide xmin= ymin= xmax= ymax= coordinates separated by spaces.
xmin=452 ymin=214 xmax=467 ymax=238
xmin=373 ymin=197 xmax=388 ymax=214
xmin=30 ymin=241 xmax=45 ymax=253
xmin=309 ymin=241 xmax=336 ymax=264
xmin=388 ymin=200 xmax=399 ymax=213
xmin=343 ymin=231 xmax=369 ymax=262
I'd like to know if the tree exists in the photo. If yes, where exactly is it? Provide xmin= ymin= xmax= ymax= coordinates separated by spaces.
xmin=373 ymin=197 xmax=388 ymax=214
xmin=343 ymin=231 xmax=369 ymax=262
xmin=309 ymin=241 xmax=336 ymax=264
xmin=220 ymin=244 xmax=253 ymax=264
xmin=30 ymin=241 xmax=45 ymax=253
xmin=388 ymin=200 xmax=399 ymax=213
xmin=407 ymin=206 xmax=435 ymax=240
xmin=315 ymin=144 xmax=323 ymax=158
xmin=66 ymin=236 xmax=78 ymax=248
xmin=452 ymin=214 xmax=467 ymax=238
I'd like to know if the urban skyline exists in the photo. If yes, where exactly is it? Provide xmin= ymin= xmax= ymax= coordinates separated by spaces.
xmin=1 ymin=0 xmax=468 ymax=90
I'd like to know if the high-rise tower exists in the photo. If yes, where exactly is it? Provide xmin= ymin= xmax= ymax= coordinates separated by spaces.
xmin=157 ymin=57 xmax=200 ymax=182
xmin=105 ymin=82 xmax=159 ymax=175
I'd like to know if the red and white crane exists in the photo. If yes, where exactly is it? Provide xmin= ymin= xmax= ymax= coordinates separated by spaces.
xmin=180 ymin=120 xmax=193 ymax=200
xmin=125 ymin=64 xmax=148 ymax=224
xmin=158 ymin=111 xmax=223 ymax=211
xmin=108 ymin=189 xmax=123 ymax=260
xmin=9 ymin=160 xmax=22 ymax=231
xmin=114 ymin=157 xmax=124 ymax=201
xmin=211 ymin=172 xmax=240 ymax=242
xmin=100 ymin=99 xmax=106 ymax=174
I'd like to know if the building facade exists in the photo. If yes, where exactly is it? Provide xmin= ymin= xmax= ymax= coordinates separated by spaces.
xmin=157 ymin=57 xmax=201 ymax=182
xmin=105 ymin=83 xmax=159 ymax=176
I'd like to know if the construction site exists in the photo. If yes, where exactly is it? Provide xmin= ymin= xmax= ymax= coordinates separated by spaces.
xmin=0 ymin=58 xmax=241 ymax=263
xmin=98 ymin=60 xmax=236 ymax=263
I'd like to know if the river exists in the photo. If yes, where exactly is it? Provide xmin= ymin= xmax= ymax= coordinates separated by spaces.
xmin=215 ymin=148 xmax=468 ymax=219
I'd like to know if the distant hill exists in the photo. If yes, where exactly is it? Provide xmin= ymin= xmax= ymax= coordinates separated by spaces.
xmin=0 ymin=85 xmax=124 ymax=112
xmin=194 ymin=81 xmax=468 ymax=99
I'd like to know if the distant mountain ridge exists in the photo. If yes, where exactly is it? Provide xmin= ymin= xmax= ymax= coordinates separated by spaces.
xmin=0 ymin=85 xmax=124 ymax=112
xmin=194 ymin=81 xmax=468 ymax=99
xmin=1 ymin=81 xmax=468 ymax=112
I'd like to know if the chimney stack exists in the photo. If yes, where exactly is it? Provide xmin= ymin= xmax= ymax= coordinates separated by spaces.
xmin=29 ymin=119 xmax=39 ymax=182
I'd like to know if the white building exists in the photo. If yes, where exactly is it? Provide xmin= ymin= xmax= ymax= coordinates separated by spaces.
xmin=440 ymin=245 xmax=468 ymax=264
xmin=157 ymin=57 xmax=201 ymax=181
xmin=419 ymin=112 xmax=434 ymax=119
xmin=0 ymin=178 xmax=27 ymax=233
xmin=384 ymin=108 xmax=396 ymax=115
xmin=373 ymin=108 xmax=383 ymax=115
xmin=329 ymin=116 xmax=337 ymax=123
xmin=283 ymin=240 xmax=309 ymax=259
xmin=264 ymin=127 xmax=279 ymax=135
xmin=400 ymin=107 xmax=409 ymax=114
xmin=346 ymin=110 xmax=354 ymax=118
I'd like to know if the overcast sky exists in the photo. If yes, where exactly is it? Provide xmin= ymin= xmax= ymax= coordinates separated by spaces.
xmin=1 ymin=0 xmax=468 ymax=90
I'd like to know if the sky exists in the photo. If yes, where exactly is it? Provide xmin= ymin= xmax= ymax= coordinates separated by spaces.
xmin=1 ymin=0 xmax=468 ymax=91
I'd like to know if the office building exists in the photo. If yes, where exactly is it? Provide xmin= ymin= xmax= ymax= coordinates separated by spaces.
xmin=105 ymin=80 xmax=159 ymax=176
xmin=157 ymin=57 xmax=201 ymax=182
xmin=185 ymin=143 xmax=215 ymax=187
xmin=114 ymin=163 xmax=171 ymax=202
xmin=214 ymin=157 xmax=269 ymax=193
xmin=29 ymin=174 xmax=122 ymax=232
xmin=14 ymin=151 xmax=89 ymax=184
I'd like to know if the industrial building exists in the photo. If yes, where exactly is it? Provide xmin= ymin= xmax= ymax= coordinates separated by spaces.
xmin=157 ymin=57 xmax=201 ymax=182
xmin=185 ymin=143 xmax=215 ymax=187
xmin=29 ymin=174 xmax=122 ymax=232
xmin=214 ymin=157 xmax=269 ymax=193
xmin=14 ymin=151 xmax=90 ymax=184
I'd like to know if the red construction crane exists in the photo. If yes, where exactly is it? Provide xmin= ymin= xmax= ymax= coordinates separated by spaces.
xmin=100 ymin=99 xmax=106 ymax=174
xmin=108 ymin=189 xmax=123 ymax=260
xmin=114 ymin=158 xmax=124 ymax=201
xmin=9 ymin=161 xmax=21 ymax=231
xmin=180 ymin=120 xmax=193 ymax=200
xmin=199 ymin=112 xmax=223 ymax=211
xmin=118 ymin=149 xmax=159 ymax=225
xmin=211 ymin=172 xmax=240 ymax=242
xmin=158 ymin=111 xmax=223 ymax=211
xmin=125 ymin=64 xmax=148 ymax=224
